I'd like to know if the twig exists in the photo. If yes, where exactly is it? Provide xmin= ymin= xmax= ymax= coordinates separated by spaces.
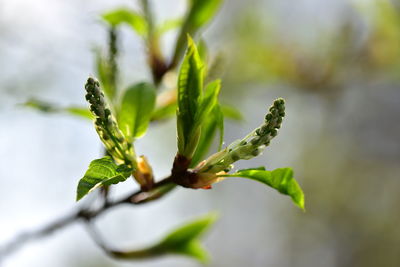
xmin=0 ymin=210 xmax=80 ymax=260
xmin=84 ymin=220 xmax=161 ymax=260
xmin=0 ymin=177 xmax=175 ymax=261
xmin=140 ymin=0 xmax=170 ymax=85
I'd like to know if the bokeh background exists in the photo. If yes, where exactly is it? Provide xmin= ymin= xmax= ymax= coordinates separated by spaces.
xmin=1 ymin=0 xmax=400 ymax=266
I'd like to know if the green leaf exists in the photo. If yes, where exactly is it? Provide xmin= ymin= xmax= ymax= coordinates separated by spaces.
xmin=155 ymin=213 xmax=218 ymax=263
xmin=187 ymin=0 xmax=223 ymax=30
xmin=205 ymin=53 xmax=224 ymax=83
xmin=222 ymin=168 xmax=305 ymax=210
xmin=176 ymin=39 xmax=222 ymax=160
xmin=194 ymin=79 xmax=221 ymax=128
xmin=76 ymin=157 xmax=132 ymax=201
xmin=23 ymin=99 xmax=57 ymax=112
xmin=191 ymin=81 xmax=222 ymax=165
xmin=173 ymin=240 xmax=209 ymax=263
xmin=190 ymin=104 xmax=224 ymax=167
xmin=215 ymin=105 xmax=224 ymax=151
xmin=23 ymin=99 xmax=93 ymax=120
xmin=156 ymin=18 xmax=183 ymax=35
xmin=102 ymin=8 xmax=148 ymax=36
xmin=118 ymin=82 xmax=156 ymax=140
xmin=171 ymin=0 xmax=222 ymax=66
xmin=151 ymin=102 xmax=177 ymax=121
xmin=238 ymin=166 xmax=266 ymax=171
xmin=197 ymin=39 xmax=209 ymax=63
xmin=65 ymin=107 xmax=94 ymax=119
xmin=220 ymin=104 xmax=243 ymax=121
xmin=177 ymin=36 xmax=204 ymax=157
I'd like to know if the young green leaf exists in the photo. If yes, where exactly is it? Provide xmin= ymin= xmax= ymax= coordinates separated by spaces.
xmin=205 ymin=53 xmax=225 ymax=83
xmin=102 ymin=8 xmax=148 ymax=36
xmin=156 ymin=18 xmax=183 ymax=35
xmin=151 ymin=88 xmax=177 ymax=121
xmin=177 ymin=36 xmax=204 ymax=158
xmin=171 ymin=0 xmax=222 ymax=67
xmin=118 ymin=83 xmax=156 ymax=140
xmin=151 ymin=102 xmax=177 ymax=121
xmin=197 ymin=38 xmax=209 ymax=63
xmin=101 ymin=213 xmax=217 ymax=262
xmin=176 ymin=39 xmax=223 ymax=162
xmin=23 ymin=99 xmax=93 ymax=120
xmin=187 ymin=0 xmax=223 ymax=30
xmin=190 ymin=105 xmax=224 ymax=167
xmin=220 ymin=104 xmax=243 ymax=121
xmin=194 ymin=79 xmax=221 ymax=128
xmin=221 ymin=168 xmax=305 ymax=210
xmin=65 ymin=107 xmax=94 ymax=120
xmin=23 ymin=99 xmax=57 ymax=113
xmin=154 ymin=213 xmax=218 ymax=263
xmin=216 ymin=104 xmax=224 ymax=151
xmin=76 ymin=157 xmax=132 ymax=201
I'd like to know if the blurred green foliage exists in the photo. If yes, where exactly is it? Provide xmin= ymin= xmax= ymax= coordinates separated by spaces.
xmin=216 ymin=1 xmax=400 ymax=266
xmin=8 ymin=0 xmax=400 ymax=266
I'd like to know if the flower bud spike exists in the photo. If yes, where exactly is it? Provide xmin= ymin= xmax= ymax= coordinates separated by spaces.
xmin=84 ymin=77 xmax=137 ymax=167
xmin=195 ymin=98 xmax=286 ymax=176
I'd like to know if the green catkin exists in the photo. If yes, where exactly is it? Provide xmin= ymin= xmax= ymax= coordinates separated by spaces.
xmin=85 ymin=77 xmax=136 ymax=166
xmin=196 ymin=98 xmax=286 ymax=174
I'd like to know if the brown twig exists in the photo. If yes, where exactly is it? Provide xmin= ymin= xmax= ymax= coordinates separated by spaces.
xmin=0 ymin=140 xmax=194 ymax=261
xmin=0 ymin=177 xmax=175 ymax=261
xmin=0 ymin=209 xmax=80 ymax=260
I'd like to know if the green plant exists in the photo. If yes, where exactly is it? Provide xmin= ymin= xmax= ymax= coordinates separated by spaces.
xmin=4 ymin=0 xmax=304 ymax=263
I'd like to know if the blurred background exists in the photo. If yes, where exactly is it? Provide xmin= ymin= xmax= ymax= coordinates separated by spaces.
xmin=1 ymin=0 xmax=399 ymax=266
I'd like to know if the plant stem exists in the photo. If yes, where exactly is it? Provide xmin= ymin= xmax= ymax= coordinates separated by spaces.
xmin=85 ymin=221 xmax=161 ymax=260
xmin=0 ymin=177 xmax=175 ymax=261
xmin=141 ymin=0 xmax=169 ymax=85
xmin=141 ymin=0 xmax=154 ymax=38
xmin=0 ymin=210 xmax=79 ymax=260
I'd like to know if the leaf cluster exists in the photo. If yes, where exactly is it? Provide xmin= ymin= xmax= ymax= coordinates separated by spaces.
xmin=21 ymin=0 xmax=305 ymax=263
